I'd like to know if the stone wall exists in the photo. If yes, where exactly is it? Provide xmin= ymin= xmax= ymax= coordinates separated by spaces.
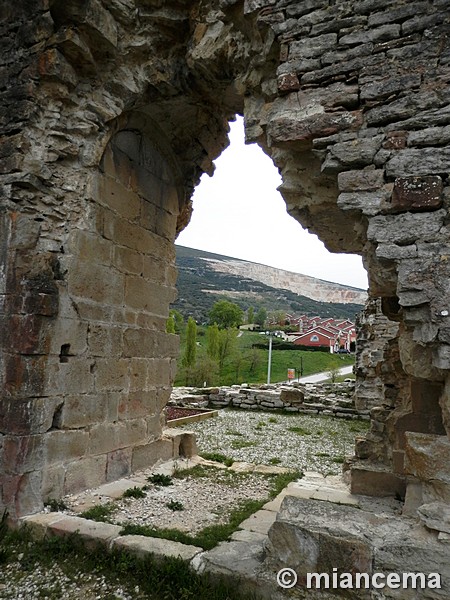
xmin=170 ymin=381 xmax=365 ymax=420
xmin=1 ymin=0 xmax=450 ymax=517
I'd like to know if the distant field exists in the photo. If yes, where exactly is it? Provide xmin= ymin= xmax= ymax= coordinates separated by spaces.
xmin=174 ymin=329 xmax=354 ymax=386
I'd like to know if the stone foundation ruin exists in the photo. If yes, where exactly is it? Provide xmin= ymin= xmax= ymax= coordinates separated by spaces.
xmin=2 ymin=0 xmax=450 ymax=580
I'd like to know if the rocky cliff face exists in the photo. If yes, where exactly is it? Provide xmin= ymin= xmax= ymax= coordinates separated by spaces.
xmin=202 ymin=256 xmax=366 ymax=305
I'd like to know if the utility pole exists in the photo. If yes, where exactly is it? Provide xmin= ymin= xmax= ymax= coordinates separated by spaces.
xmin=267 ymin=332 xmax=273 ymax=384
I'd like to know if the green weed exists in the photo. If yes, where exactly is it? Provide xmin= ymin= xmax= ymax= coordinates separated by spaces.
xmin=166 ymin=500 xmax=184 ymax=512
xmin=122 ymin=487 xmax=145 ymax=499
xmin=288 ymin=426 xmax=311 ymax=435
xmin=199 ymin=452 xmax=234 ymax=467
xmin=44 ymin=499 xmax=68 ymax=512
xmin=80 ymin=503 xmax=116 ymax=523
xmin=231 ymin=439 xmax=258 ymax=449
xmin=147 ymin=473 xmax=173 ymax=486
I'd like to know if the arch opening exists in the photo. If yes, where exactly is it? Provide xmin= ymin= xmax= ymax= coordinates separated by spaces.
xmin=1 ymin=1 xmax=450 ymax=535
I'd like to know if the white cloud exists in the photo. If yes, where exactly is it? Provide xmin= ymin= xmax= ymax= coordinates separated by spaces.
xmin=176 ymin=117 xmax=368 ymax=290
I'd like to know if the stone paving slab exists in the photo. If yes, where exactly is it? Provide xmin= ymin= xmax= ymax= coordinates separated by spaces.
xmin=112 ymin=534 xmax=202 ymax=561
xmin=48 ymin=515 xmax=122 ymax=548
xmin=230 ymin=529 xmax=268 ymax=543
xmin=192 ymin=539 xmax=264 ymax=578
xmin=239 ymin=509 xmax=277 ymax=535
xmin=20 ymin=512 xmax=67 ymax=539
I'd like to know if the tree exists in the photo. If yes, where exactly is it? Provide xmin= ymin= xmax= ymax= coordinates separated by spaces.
xmin=327 ymin=366 xmax=340 ymax=383
xmin=182 ymin=317 xmax=197 ymax=371
xmin=191 ymin=356 xmax=220 ymax=387
xmin=247 ymin=306 xmax=254 ymax=325
xmin=207 ymin=323 xmax=220 ymax=361
xmin=247 ymin=347 xmax=262 ymax=375
xmin=209 ymin=300 xmax=243 ymax=330
xmin=218 ymin=327 xmax=238 ymax=369
xmin=269 ymin=310 xmax=286 ymax=326
xmin=170 ymin=309 xmax=184 ymax=334
xmin=166 ymin=315 xmax=176 ymax=334
xmin=255 ymin=307 xmax=267 ymax=329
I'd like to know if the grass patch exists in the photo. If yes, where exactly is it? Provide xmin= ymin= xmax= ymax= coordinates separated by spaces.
xmin=316 ymin=452 xmax=330 ymax=458
xmin=268 ymin=457 xmax=282 ymax=465
xmin=80 ymin=502 xmax=116 ymax=523
xmin=147 ymin=473 xmax=173 ymax=486
xmin=268 ymin=417 xmax=278 ymax=423
xmin=332 ymin=456 xmax=345 ymax=464
xmin=173 ymin=464 xmax=213 ymax=479
xmin=199 ymin=452 xmax=234 ymax=467
xmin=231 ymin=439 xmax=258 ymax=449
xmin=225 ymin=430 xmax=244 ymax=436
xmin=288 ymin=426 xmax=311 ymax=436
xmin=122 ymin=486 xmax=146 ymax=499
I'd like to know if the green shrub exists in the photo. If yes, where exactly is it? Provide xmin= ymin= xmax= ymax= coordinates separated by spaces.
xmin=166 ymin=500 xmax=184 ymax=512
xmin=147 ymin=473 xmax=173 ymax=486
xmin=80 ymin=503 xmax=116 ymax=523
xmin=122 ymin=487 xmax=146 ymax=499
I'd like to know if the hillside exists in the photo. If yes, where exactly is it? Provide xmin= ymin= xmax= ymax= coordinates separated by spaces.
xmin=172 ymin=245 xmax=366 ymax=323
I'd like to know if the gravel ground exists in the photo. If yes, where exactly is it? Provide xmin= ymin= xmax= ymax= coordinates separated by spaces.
xmin=2 ymin=408 xmax=367 ymax=598
xmin=0 ymin=556 xmax=140 ymax=600
xmin=66 ymin=467 xmax=276 ymax=533
xmin=182 ymin=408 xmax=368 ymax=474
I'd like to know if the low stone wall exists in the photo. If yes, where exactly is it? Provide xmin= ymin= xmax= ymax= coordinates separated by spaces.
xmin=170 ymin=382 xmax=369 ymax=421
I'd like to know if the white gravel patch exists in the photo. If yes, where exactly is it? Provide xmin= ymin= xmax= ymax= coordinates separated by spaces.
xmin=91 ymin=469 xmax=274 ymax=534
xmin=181 ymin=408 xmax=368 ymax=475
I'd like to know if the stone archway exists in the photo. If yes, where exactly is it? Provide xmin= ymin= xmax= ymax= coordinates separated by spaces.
xmin=1 ymin=0 xmax=450 ymax=519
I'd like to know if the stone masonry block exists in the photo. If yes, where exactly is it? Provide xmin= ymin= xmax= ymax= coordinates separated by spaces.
xmin=41 ymin=464 xmax=66 ymax=501
xmin=58 ymin=395 xmax=108 ymax=429
xmin=131 ymin=438 xmax=174 ymax=472
xmin=44 ymin=430 xmax=89 ymax=464
xmin=118 ymin=391 xmax=157 ymax=420
xmin=68 ymin=260 xmax=125 ymax=305
xmin=50 ymin=318 xmax=88 ymax=357
xmin=391 ymin=176 xmax=443 ymax=212
xmin=96 ymin=173 xmax=141 ymax=220
xmin=129 ymin=358 xmax=148 ymax=392
xmin=70 ymin=229 xmax=112 ymax=266
xmin=124 ymin=275 xmax=172 ymax=314
xmin=351 ymin=465 xmax=406 ymax=497
xmin=88 ymin=419 xmax=147 ymax=455
xmin=112 ymin=245 xmax=144 ymax=275
xmin=3 ymin=471 xmax=43 ymax=518
xmin=404 ymin=432 xmax=450 ymax=485
xmin=123 ymin=328 xmax=156 ymax=358
xmin=64 ymin=455 xmax=107 ymax=495
xmin=147 ymin=358 xmax=171 ymax=387
xmin=337 ymin=169 xmax=385 ymax=192
xmin=106 ymin=448 xmax=132 ymax=482
xmin=94 ymin=358 xmax=129 ymax=392
xmin=3 ymin=435 xmax=45 ymax=475
xmin=88 ymin=324 xmax=123 ymax=358
xmin=46 ymin=359 xmax=94 ymax=396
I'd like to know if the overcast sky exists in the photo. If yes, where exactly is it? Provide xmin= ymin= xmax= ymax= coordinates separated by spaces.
xmin=176 ymin=117 xmax=368 ymax=290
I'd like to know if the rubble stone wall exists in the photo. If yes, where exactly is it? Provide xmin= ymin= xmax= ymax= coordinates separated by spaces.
xmin=2 ymin=0 xmax=450 ymax=516
xmin=170 ymin=382 xmax=364 ymax=420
